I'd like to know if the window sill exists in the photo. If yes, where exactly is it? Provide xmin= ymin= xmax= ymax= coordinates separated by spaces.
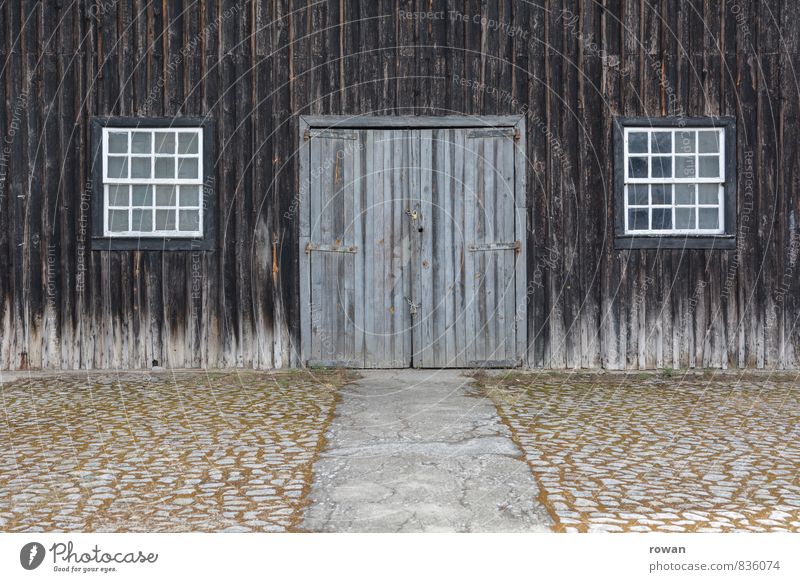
xmin=91 ymin=236 xmax=214 ymax=251
xmin=614 ymin=235 xmax=736 ymax=250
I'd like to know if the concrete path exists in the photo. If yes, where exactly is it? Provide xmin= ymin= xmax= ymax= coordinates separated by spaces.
xmin=301 ymin=370 xmax=553 ymax=532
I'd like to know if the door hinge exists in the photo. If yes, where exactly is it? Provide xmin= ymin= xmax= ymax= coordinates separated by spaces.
xmin=467 ymin=240 xmax=521 ymax=254
xmin=306 ymin=242 xmax=358 ymax=254
xmin=303 ymin=129 xmax=311 ymax=141
xmin=514 ymin=129 xmax=521 ymax=142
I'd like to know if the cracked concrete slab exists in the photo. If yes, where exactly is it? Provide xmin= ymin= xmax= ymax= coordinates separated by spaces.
xmin=301 ymin=370 xmax=553 ymax=532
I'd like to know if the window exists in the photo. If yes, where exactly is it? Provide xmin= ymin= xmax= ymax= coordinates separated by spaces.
xmin=614 ymin=117 xmax=736 ymax=249
xmin=91 ymin=117 xmax=215 ymax=250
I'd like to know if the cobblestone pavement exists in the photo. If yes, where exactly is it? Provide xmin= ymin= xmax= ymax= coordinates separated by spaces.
xmin=480 ymin=372 xmax=800 ymax=533
xmin=0 ymin=370 xmax=352 ymax=532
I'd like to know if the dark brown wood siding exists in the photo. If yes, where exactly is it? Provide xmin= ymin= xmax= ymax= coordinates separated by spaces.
xmin=1 ymin=0 xmax=798 ymax=369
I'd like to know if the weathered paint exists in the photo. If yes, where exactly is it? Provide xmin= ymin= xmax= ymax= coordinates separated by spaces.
xmin=301 ymin=121 xmax=525 ymax=368
xmin=0 ymin=1 xmax=797 ymax=370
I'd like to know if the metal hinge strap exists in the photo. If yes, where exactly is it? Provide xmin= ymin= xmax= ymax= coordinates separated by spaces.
xmin=467 ymin=241 xmax=521 ymax=254
xmin=305 ymin=242 xmax=358 ymax=254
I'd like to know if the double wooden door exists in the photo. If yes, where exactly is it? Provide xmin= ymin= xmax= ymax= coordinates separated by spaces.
xmin=299 ymin=121 xmax=526 ymax=368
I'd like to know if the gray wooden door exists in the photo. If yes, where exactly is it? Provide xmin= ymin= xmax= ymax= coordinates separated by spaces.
xmin=413 ymin=128 xmax=524 ymax=367
xmin=305 ymin=129 xmax=365 ymax=366
xmin=363 ymin=130 xmax=414 ymax=367
xmin=300 ymin=120 xmax=525 ymax=368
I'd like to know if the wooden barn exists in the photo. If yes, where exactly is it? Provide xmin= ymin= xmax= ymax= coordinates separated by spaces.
xmin=0 ymin=0 xmax=798 ymax=370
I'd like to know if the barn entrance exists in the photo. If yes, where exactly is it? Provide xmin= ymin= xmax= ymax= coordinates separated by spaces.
xmin=298 ymin=117 xmax=527 ymax=369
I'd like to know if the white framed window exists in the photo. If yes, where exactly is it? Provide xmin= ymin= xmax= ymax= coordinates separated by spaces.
xmin=102 ymin=127 xmax=204 ymax=237
xmin=623 ymin=127 xmax=724 ymax=234
xmin=614 ymin=118 xmax=736 ymax=250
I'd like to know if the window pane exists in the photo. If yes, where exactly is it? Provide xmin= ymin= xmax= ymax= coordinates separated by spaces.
xmin=675 ymin=131 xmax=696 ymax=153
xmin=178 ymin=133 xmax=199 ymax=154
xmin=155 ymin=185 xmax=177 ymax=206
xmin=108 ymin=132 xmax=128 ymax=153
xmin=698 ymin=184 xmax=719 ymax=204
xmin=131 ymin=132 xmax=151 ymax=154
xmin=108 ymin=185 xmax=129 ymax=206
xmin=628 ymin=184 xmax=649 ymax=205
xmin=108 ymin=209 xmax=129 ymax=232
xmin=628 ymin=157 xmax=648 ymax=178
xmin=698 ymin=208 xmax=720 ymax=229
xmin=651 ymin=208 xmax=672 ymax=230
xmin=675 ymin=156 xmax=695 ymax=178
xmin=155 ymin=132 xmax=176 ymax=154
xmin=177 ymin=158 xmax=199 ymax=179
xmin=130 ymin=156 xmax=151 ymax=179
xmin=180 ymin=186 xmax=201 ymax=207
xmin=675 ymin=184 xmax=695 ymax=205
xmin=629 ymin=209 xmax=649 ymax=231
xmin=132 ymin=209 xmax=153 ymax=231
xmin=698 ymin=130 xmax=720 ymax=153
xmin=651 ymin=156 xmax=672 ymax=178
xmin=675 ymin=208 xmax=696 ymax=229
xmin=651 ymin=132 xmax=672 ymax=155
xmin=155 ymin=158 xmax=175 ymax=179
xmin=100 ymin=125 xmax=206 ymax=241
xmin=107 ymin=156 xmax=128 ymax=179
xmin=132 ymin=185 xmax=152 ymax=206
xmin=155 ymin=209 xmax=176 ymax=231
xmin=699 ymin=156 xmax=719 ymax=178
xmin=179 ymin=210 xmax=200 ymax=231
xmin=651 ymin=184 xmax=671 ymax=205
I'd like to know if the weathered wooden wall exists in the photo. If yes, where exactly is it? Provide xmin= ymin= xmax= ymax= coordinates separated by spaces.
xmin=0 ymin=0 xmax=798 ymax=369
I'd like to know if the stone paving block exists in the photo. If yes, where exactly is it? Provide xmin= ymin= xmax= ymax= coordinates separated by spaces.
xmin=0 ymin=370 xmax=351 ymax=532
xmin=481 ymin=372 xmax=800 ymax=533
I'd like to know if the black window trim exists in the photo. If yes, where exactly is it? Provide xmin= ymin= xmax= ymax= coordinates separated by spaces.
xmin=90 ymin=116 xmax=216 ymax=251
xmin=613 ymin=116 xmax=736 ymax=250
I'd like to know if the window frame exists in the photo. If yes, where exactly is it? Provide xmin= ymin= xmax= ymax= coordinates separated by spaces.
xmin=613 ymin=116 xmax=736 ymax=250
xmin=91 ymin=117 xmax=215 ymax=251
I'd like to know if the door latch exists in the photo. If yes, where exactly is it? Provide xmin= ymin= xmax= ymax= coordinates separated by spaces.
xmin=405 ymin=208 xmax=418 ymax=222
xmin=404 ymin=296 xmax=419 ymax=316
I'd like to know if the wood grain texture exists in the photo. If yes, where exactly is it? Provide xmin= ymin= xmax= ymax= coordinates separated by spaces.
xmin=0 ymin=0 xmax=796 ymax=370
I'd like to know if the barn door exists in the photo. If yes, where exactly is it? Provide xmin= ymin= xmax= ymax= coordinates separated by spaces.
xmin=412 ymin=128 xmax=525 ymax=368
xmin=300 ymin=120 xmax=525 ymax=369
xmin=304 ymin=129 xmax=365 ymax=367
xmin=363 ymin=130 xmax=414 ymax=368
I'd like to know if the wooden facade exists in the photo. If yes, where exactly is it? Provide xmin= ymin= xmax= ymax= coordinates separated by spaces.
xmin=0 ymin=0 xmax=798 ymax=370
